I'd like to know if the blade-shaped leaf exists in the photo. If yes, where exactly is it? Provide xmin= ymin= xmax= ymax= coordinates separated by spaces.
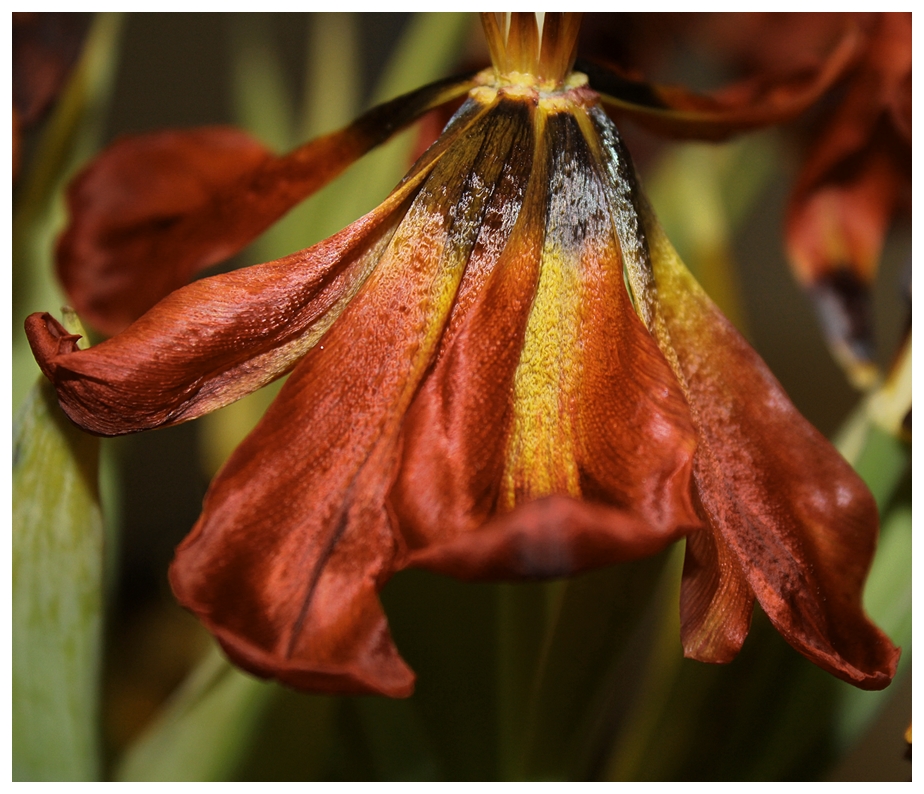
xmin=13 ymin=378 xmax=104 ymax=781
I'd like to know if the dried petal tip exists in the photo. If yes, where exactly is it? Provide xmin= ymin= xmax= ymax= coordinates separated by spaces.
xmin=482 ymin=12 xmax=582 ymax=89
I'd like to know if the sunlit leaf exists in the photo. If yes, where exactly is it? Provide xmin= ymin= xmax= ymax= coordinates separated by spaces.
xmin=227 ymin=17 xmax=295 ymax=154
xmin=646 ymin=134 xmax=780 ymax=331
xmin=301 ymin=13 xmax=362 ymax=141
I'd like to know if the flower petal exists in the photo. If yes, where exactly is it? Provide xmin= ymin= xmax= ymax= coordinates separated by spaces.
xmin=785 ymin=13 xmax=911 ymax=384
xmin=786 ymin=142 xmax=908 ymax=385
xmin=13 ymin=12 xmax=89 ymax=127
xmin=581 ymin=23 xmax=858 ymax=141
xmin=57 ymin=127 xmax=272 ymax=335
xmin=678 ymin=517 xmax=755 ymax=663
xmin=392 ymin=96 xmax=542 ymax=561
xmin=170 ymin=92 xmax=531 ymax=695
xmin=26 ymin=98 xmax=491 ymax=437
xmin=28 ymin=189 xmax=408 ymax=436
xmin=397 ymin=101 xmax=698 ymax=580
xmin=639 ymin=206 xmax=900 ymax=689
xmin=57 ymin=73 xmax=479 ymax=335
xmin=409 ymin=495 xmax=690 ymax=581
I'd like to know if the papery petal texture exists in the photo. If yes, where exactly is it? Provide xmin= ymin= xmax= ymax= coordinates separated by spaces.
xmin=170 ymin=94 xmax=533 ymax=695
xmin=27 ymin=11 xmax=899 ymax=698
xmin=57 ymin=73 xmax=478 ymax=335
xmin=169 ymin=87 xmax=702 ymax=694
xmin=587 ymin=97 xmax=899 ymax=687
xmin=638 ymin=206 xmax=900 ymax=690
xmin=26 ymin=99 xmax=487 ymax=437
xmin=28 ymin=189 xmax=410 ymax=436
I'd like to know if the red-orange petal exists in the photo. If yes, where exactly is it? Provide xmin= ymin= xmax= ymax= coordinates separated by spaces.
xmin=391 ymin=96 xmax=542 ymax=560
xmin=397 ymin=99 xmax=698 ymax=580
xmin=409 ymin=495 xmax=691 ymax=581
xmin=678 ymin=526 xmax=755 ymax=663
xmin=56 ymin=73 xmax=478 ymax=335
xmin=584 ymin=22 xmax=859 ymax=141
xmin=27 ymin=175 xmax=422 ymax=436
xmin=12 ymin=12 xmax=89 ymax=127
xmin=57 ymin=127 xmax=272 ymax=335
xmin=640 ymin=207 xmax=899 ymax=689
xmin=170 ymin=92 xmax=532 ymax=695
xmin=27 ymin=98 xmax=491 ymax=437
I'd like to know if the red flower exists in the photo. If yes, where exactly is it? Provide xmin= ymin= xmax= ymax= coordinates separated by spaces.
xmin=27 ymin=13 xmax=898 ymax=696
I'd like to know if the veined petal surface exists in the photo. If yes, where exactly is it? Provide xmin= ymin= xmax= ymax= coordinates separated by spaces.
xmin=26 ymin=99 xmax=489 ymax=437
xmin=397 ymin=93 xmax=698 ymax=580
xmin=169 ymin=93 xmax=538 ymax=696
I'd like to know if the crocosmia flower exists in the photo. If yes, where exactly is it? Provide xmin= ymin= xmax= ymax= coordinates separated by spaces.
xmin=26 ymin=13 xmax=898 ymax=697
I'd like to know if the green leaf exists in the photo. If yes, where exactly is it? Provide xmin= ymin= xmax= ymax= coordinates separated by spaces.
xmin=645 ymin=135 xmax=780 ymax=333
xmin=495 ymin=581 xmax=554 ymax=780
xmin=116 ymin=646 xmax=275 ymax=782
xmin=301 ymin=13 xmax=362 ymax=140
xmin=227 ymin=15 xmax=296 ymax=153
xmin=12 ymin=379 xmax=104 ymax=781
xmin=836 ymin=333 xmax=910 ymax=509
xmin=518 ymin=551 xmax=677 ymax=780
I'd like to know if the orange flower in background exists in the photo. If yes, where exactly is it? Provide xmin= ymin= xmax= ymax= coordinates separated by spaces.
xmin=785 ymin=13 xmax=911 ymax=387
xmin=27 ymin=13 xmax=898 ymax=696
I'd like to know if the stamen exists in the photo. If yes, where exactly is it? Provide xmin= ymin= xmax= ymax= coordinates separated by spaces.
xmin=481 ymin=12 xmax=581 ymax=90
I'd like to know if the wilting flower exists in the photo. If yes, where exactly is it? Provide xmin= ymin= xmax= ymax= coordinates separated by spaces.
xmin=27 ymin=13 xmax=898 ymax=697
